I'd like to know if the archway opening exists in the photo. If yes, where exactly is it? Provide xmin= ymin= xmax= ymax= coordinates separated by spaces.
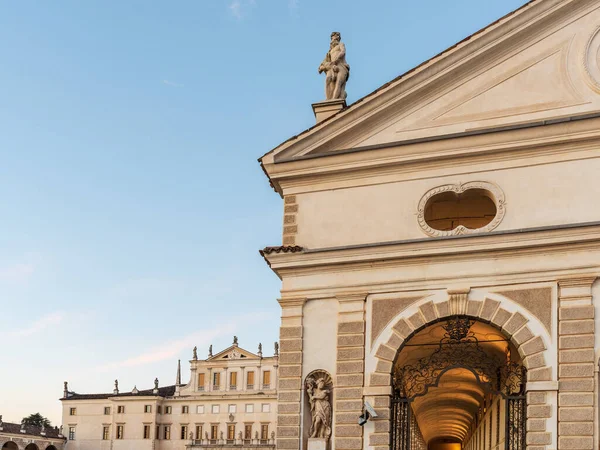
xmin=2 ymin=443 xmax=18 ymax=450
xmin=391 ymin=317 xmax=526 ymax=450
xmin=46 ymin=446 xmax=58 ymax=450
xmin=25 ymin=444 xmax=39 ymax=450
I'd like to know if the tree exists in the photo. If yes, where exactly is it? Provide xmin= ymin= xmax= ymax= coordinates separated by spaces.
xmin=21 ymin=413 xmax=51 ymax=428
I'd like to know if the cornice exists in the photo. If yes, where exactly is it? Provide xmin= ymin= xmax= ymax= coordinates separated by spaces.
xmin=265 ymin=221 xmax=600 ymax=276
xmin=277 ymin=297 xmax=307 ymax=307
xmin=265 ymin=116 xmax=600 ymax=195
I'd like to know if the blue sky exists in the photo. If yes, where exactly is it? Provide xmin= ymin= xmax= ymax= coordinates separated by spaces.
xmin=0 ymin=0 xmax=529 ymax=425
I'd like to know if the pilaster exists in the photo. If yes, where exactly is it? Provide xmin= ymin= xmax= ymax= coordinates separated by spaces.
xmin=557 ymin=277 xmax=596 ymax=450
xmin=335 ymin=293 xmax=367 ymax=450
xmin=277 ymin=297 xmax=306 ymax=450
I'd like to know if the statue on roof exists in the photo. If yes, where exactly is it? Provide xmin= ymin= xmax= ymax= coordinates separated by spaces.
xmin=208 ymin=345 xmax=213 ymax=357
xmin=154 ymin=378 xmax=159 ymax=389
xmin=274 ymin=342 xmax=279 ymax=356
xmin=193 ymin=346 xmax=198 ymax=360
xmin=233 ymin=336 xmax=238 ymax=346
xmin=318 ymin=32 xmax=350 ymax=101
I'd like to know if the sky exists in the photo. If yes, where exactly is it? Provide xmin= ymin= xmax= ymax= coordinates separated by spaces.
xmin=0 ymin=0 xmax=529 ymax=426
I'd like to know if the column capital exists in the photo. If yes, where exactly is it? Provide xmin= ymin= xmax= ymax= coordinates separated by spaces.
xmin=278 ymin=297 xmax=307 ymax=307
xmin=558 ymin=276 xmax=597 ymax=288
xmin=336 ymin=292 xmax=368 ymax=303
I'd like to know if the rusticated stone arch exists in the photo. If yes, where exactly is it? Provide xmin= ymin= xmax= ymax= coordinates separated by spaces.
xmin=365 ymin=289 xmax=554 ymax=450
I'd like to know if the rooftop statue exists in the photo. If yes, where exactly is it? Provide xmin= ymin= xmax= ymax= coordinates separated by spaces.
xmin=318 ymin=32 xmax=350 ymax=101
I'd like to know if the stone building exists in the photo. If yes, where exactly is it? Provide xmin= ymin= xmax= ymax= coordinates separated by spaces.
xmin=0 ymin=418 xmax=65 ymax=450
xmin=60 ymin=340 xmax=278 ymax=450
xmin=259 ymin=1 xmax=600 ymax=450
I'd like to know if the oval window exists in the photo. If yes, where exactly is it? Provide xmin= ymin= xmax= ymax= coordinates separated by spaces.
xmin=417 ymin=182 xmax=505 ymax=237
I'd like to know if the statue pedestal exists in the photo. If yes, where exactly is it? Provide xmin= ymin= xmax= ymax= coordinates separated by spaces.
xmin=312 ymin=99 xmax=346 ymax=123
xmin=307 ymin=438 xmax=328 ymax=450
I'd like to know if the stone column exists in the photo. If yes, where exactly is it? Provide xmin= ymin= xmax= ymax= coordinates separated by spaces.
xmin=558 ymin=277 xmax=597 ymax=450
xmin=335 ymin=293 xmax=367 ymax=450
xmin=277 ymin=297 xmax=306 ymax=450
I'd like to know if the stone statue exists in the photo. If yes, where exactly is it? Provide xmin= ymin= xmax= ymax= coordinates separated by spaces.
xmin=154 ymin=378 xmax=159 ymax=389
xmin=193 ymin=346 xmax=198 ymax=360
xmin=190 ymin=431 xmax=194 ymax=440
xmin=208 ymin=345 xmax=213 ymax=357
xmin=305 ymin=374 xmax=332 ymax=440
xmin=205 ymin=431 xmax=209 ymax=440
xmin=238 ymin=431 xmax=243 ymax=440
xmin=233 ymin=336 xmax=238 ymax=345
xmin=258 ymin=343 xmax=262 ymax=354
xmin=255 ymin=431 xmax=259 ymax=440
xmin=274 ymin=342 xmax=279 ymax=356
xmin=220 ymin=431 xmax=224 ymax=440
xmin=318 ymin=32 xmax=350 ymax=101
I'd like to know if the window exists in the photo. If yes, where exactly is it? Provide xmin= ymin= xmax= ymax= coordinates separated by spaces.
xmin=211 ymin=424 xmax=218 ymax=441
xmin=228 ymin=404 xmax=236 ymax=414
xmin=68 ymin=426 xmax=76 ymax=440
xmin=116 ymin=425 xmax=124 ymax=440
xmin=196 ymin=425 xmax=203 ymax=441
xmin=182 ymin=405 xmax=189 ymax=414
xmin=244 ymin=424 xmax=252 ymax=440
xmin=102 ymin=426 xmax=109 ymax=440
xmin=261 ymin=403 xmax=270 ymax=413
xmin=247 ymin=371 xmax=255 ymax=389
xmin=211 ymin=404 xmax=220 ymax=414
xmin=144 ymin=405 xmax=152 ymax=413
xmin=69 ymin=407 xmax=76 ymax=416
xmin=104 ymin=407 xmax=111 ymax=415
xmin=196 ymin=405 xmax=205 ymax=414
xmin=245 ymin=404 xmax=254 ymax=413
xmin=156 ymin=425 xmax=160 ymax=439
xmin=117 ymin=405 xmax=125 ymax=414
xmin=213 ymin=372 xmax=221 ymax=390
xmin=165 ymin=406 xmax=172 ymax=414
xmin=157 ymin=405 xmax=162 ymax=414
xmin=164 ymin=425 xmax=171 ymax=440
xmin=181 ymin=425 xmax=188 ymax=440
xmin=143 ymin=425 xmax=151 ymax=439
xmin=261 ymin=424 xmax=269 ymax=441
xmin=198 ymin=373 xmax=205 ymax=391
xmin=262 ymin=371 xmax=271 ymax=388
xmin=227 ymin=424 xmax=235 ymax=442
xmin=230 ymin=371 xmax=237 ymax=390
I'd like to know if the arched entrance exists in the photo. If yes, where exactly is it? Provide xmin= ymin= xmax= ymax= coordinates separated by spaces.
xmin=2 ymin=442 xmax=18 ymax=450
xmin=391 ymin=316 xmax=526 ymax=450
xmin=24 ymin=444 xmax=39 ymax=450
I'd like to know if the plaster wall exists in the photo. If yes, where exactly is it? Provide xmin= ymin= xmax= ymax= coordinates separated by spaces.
xmin=301 ymin=298 xmax=337 ymax=380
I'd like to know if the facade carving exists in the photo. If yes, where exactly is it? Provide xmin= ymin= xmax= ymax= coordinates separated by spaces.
xmin=318 ymin=32 xmax=350 ymax=101
xmin=304 ymin=370 xmax=333 ymax=443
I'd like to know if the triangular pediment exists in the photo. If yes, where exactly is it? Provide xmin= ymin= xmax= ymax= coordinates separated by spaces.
xmin=264 ymin=0 xmax=600 ymax=166
xmin=208 ymin=345 xmax=260 ymax=361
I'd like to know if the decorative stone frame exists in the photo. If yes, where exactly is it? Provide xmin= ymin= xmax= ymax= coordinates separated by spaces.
xmin=365 ymin=290 xmax=555 ymax=450
xmin=417 ymin=181 xmax=506 ymax=237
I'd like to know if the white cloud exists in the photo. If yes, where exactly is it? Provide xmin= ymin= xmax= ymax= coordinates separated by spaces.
xmin=1 ymin=311 xmax=65 ymax=338
xmin=162 ymin=80 xmax=184 ymax=87
xmin=229 ymin=0 xmax=242 ymax=19
xmin=96 ymin=312 xmax=271 ymax=371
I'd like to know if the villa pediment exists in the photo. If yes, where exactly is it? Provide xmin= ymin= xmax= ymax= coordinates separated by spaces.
xmin=208 ymin=345 xmax=260 ymax=361
xmin=264 ymin=0 xmax=600 ymax=165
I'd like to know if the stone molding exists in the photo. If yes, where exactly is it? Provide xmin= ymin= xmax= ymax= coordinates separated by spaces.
xmin=417 ymin=181 xmax=506 ymax=237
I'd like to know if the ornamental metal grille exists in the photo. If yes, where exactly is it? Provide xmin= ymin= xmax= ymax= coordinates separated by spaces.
xmin=390 ymin=316 xmax=526 ymax=450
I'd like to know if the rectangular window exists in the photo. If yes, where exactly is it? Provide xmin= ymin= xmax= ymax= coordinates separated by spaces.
xmin=261 ymin=424 xmax=268 ymax=441
xmin=211 ymin=424 xmax=218 ymax=441
xmin=230 ymin=371 xmax=237 ymax=390
xmin=116 ymin=425 xmax=124 ymax=440
xmin=244 ymin=424 xmax=252 ymax=440
xmin=261 ymin=403 xmax=270 ymax=413
xmin=157 ymin=405 xmax=162 ymax=414
xmin=104 ymin=407 xmax=111 ymax=415
xmin=164 ymin=425 xmax=171 ymax=440
xmin=182 ymin=405 xmax=189 ymax=414
xmin=262 ymin=371 xmax=271 ymax=388
xmin=247 ymin=371 xmax=255 ymax=389
xmin=228 ymin=404 xmax=236 ymax=414
xmin=156 ymin=425 xmax=160 ymax=439
xmin=165 ymin=406 xmax=172 ymax=414
xmin=213 ymin=372 xmax=221 ymax=390
xmin=68 ymin=426 xmax=76 ymax=441
xmin=117 ymin=405 xmax=125 ymax=414
xmin=181 ymin=425 xmax=188 ymax=440
xmin=102 ymin=426 xmax=109 ymax=440
xmin=196 ymin=405 xmax=205 ymax=414
xmin=211 ymin=404 xmax=220 ymax=414
xmin=196 ymin=425 xmax=203 ymax=441
xmin=227 ymin=424 xmax=235 ymax=441
xmin=69 ymin=407 xmax=76 ymax=416
xmin=143 ymin=425 xmax=151 ymax=439
xmin=198 ymin=373 xmax=205 ymax=391
xmin=245 ymin=404 xmax=254 ymax=413
xmin=144 ymin=405 xmax=152 ymax=413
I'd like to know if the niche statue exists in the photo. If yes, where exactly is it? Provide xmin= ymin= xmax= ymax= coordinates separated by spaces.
xmin=305 ymin=371 xmax=332 ymax=441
